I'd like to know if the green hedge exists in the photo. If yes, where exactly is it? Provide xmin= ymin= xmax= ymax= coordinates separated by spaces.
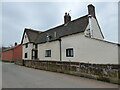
xmin=0 ymin=60 xmax=14 ymax=63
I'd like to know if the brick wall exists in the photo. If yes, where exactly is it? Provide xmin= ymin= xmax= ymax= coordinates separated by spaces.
xmin=2 ymin=50 xmax=13 ymax=61
xmin=13 ymin=45 xmax=22 ymax=61
xmin=2 ymin=44 xmax=22 ymax=61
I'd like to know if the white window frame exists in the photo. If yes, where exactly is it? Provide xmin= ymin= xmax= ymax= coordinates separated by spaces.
xmin=45 ymin=50 xmax=51 ymax=57
xmin=66 ymin=48 xmax=74 ymax=57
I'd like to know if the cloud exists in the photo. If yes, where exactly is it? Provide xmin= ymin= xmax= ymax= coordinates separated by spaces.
xmin=0 ymin=3 xmax=2 ymax=46
xmin=95 ymin=2 xmax=118 ymax=42
xmin=2 ymin=2 xmax=118 ymax=46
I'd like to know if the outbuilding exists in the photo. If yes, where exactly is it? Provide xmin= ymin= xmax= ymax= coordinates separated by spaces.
xmin=2 ymin=44 xmax=22 ymax=62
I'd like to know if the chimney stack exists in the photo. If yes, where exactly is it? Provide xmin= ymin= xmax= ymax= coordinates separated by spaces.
xmin=15 ymin=42 xmax=17 ymax=46
xmin=64 ymin=12 xmax=71 ymax=24
xmin=88 ymin=4 xmax=96 ymax=18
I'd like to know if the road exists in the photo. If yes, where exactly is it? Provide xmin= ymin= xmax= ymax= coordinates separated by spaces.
xmin=2 ymin=62 xmax=119 ymax=88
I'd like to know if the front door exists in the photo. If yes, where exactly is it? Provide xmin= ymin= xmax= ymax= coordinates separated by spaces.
xmin=34 ymin=50 xmax=38 ymax=59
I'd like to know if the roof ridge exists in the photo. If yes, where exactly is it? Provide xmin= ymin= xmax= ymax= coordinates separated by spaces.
xmin=36 ymin=15 xmax=89 ymax=44
xmin=25 ymin=28 xmax=42 ymax=32
xmin=40 ymin=15 xmax=88 ymax=34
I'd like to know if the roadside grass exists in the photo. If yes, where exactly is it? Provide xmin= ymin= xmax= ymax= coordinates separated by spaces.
xmin=0 ymin=60 xmax=14 ymax=63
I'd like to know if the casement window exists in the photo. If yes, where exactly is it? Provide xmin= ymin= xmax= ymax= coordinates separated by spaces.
xmin=25 ymin=43 xmax=28 ymax=48
xmin=45 ymin=50 xmax=51 ymax=57
xmin=66 ymin=48 xmax=74 ymax=57
xmin=25 ymin=53 xmax=27 ymax=58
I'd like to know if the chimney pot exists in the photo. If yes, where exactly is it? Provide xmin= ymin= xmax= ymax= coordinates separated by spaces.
xmin=64 ymin=12 xmax=71 ymax=24
xmin=15 ymin=42 xmax=17 ymax=46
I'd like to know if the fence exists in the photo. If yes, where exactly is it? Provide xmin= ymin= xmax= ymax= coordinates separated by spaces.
xmin=15 ymin=59 xmax=120 ymax=84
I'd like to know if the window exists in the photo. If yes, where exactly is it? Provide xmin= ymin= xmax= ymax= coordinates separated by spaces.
xmin=66 ymin=48 xmax=74 ymax=57
xmin=45 ymin=50 xmax=51 ymax=57
xmin=25 ymin=53 xmax=27 ymax=58
xmin=25 ymin=43 xmax=28 ymax=48
xmin=46 ymin=35 xmax=52 ymax=42
xmin=85 ymin=29 xmax=91 ymax=38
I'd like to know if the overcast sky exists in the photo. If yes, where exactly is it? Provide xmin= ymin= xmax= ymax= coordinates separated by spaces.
xmin=1 ymin=2 xmax=118 ymax=46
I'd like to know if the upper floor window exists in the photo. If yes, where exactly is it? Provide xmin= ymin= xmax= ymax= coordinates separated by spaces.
xmin=66 ymin=48 xmax=74 ymax=57
xmin=25 ymin=43 xmax=28 ymax=48
xmin=46 ymin=35 xmax=52 ymax=42
xmin=85 ymin=29 xmax=91 ymax=38
xmin=45 ymin=50 xmax=51 ymax=57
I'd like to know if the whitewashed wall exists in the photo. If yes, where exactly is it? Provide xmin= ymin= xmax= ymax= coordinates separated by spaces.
xmin=22 ymin=33 xmax=29 ymax=44
xmin=22 ymin=43 xmax=33 ymax=60
xmin=38 ymin=41 xmax=60 ymax=61
xmin=22 ymin=33 xmax=33 ymax=60
xmin=84 ymin=17 xmax=104 ymax=40
xmin=61 ymin=33 xmax=118 ymax=64
xmin=90 ymin=17 xmax=104 ymax=39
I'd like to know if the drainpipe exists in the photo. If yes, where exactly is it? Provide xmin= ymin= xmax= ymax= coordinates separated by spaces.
xmin=58 ymin=38 xmax=62 ymax=61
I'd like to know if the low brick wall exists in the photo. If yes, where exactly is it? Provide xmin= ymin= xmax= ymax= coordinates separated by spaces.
xmin=15 ymin=60 xmax=120 ymax=84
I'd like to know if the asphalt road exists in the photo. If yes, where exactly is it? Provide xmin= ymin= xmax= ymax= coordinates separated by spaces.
xmin=2 ymin=62 xmax=119 ymax=88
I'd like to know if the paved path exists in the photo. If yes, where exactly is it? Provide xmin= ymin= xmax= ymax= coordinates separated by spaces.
xmin=2 ymin=62 xmax=119 ymax=88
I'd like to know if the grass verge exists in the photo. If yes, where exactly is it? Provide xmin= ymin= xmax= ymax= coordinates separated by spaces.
xmin=0 ymin=60 xmax=14 ymax=63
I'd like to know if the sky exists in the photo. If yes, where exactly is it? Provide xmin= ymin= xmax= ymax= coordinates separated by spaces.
xmin=1 ymin=1 xmax=119 ymax=47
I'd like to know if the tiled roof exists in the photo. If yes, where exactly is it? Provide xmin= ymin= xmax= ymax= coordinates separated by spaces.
xmin=36 ymin=15 xmax=89 ymax=43
xmin=25 ymin=29 xmax=42 ymax=43
xmin=23 ymin=15 xmax=89 ymax=44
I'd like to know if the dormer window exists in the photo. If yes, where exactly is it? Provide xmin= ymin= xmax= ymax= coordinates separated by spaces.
xmin=46 ymin=35 xmax=52 ymax=42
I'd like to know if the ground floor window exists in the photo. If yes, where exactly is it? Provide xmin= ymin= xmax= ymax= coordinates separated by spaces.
xmin=25 ymin=53 xmax=27 ymax=58
xmin=66 ymin=48 xmax=74 ymax=57
xmin=45 ymin=50 xmax=51 ymax=57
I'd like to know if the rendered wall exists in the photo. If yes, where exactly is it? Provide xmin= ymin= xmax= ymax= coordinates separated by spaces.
xmin=84 ymin=17 xmax=104 ymax=40
xmin=38 ymin=41 xmax=60 ymax=61
xmin=22 ymin=43 xmax=33 ymax=60
xmin=61 ymin=33 xmax=118 ymax=64
xmin=22 ymin=33 xmax=33 ymax=60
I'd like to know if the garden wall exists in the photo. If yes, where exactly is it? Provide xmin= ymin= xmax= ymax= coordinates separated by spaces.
xmin=15 ymin=60 xmax=120 ymax=84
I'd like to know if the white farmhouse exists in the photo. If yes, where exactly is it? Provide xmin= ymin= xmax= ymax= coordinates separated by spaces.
xmin=21 ymin=4 xmax=119 ymax=64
